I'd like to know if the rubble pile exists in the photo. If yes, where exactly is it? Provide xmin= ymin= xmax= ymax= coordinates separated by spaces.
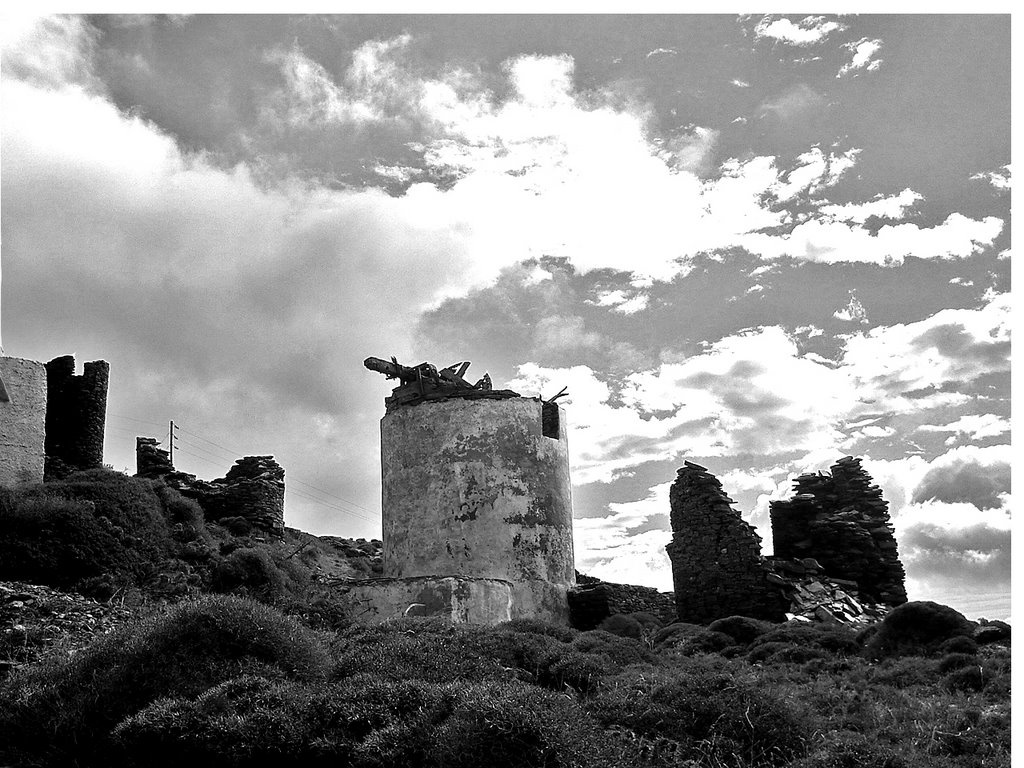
xmin=770 ymin=457 xmax=907 ymax=606
xmin=135 ymin=439 xmax=286 ymax=536
xmin=666 ymin=462 xmax=788 ymax=623
xmin=766 ymin=557 xmax=889 ymax=626
xmin=567 ymin=579 xmax=676 ymax=630
xmin=1 ymin=581 xmax=135 ymax=676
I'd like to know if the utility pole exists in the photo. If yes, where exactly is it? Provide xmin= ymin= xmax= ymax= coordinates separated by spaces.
xmin=169 ymin=420 xmax=179 ymax=466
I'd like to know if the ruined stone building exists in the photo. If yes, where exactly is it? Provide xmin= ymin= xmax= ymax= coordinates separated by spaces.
xmin=342 ymin=357 xmax=575 ymax=625
xmin=1 ymin=354 xmax=109 ymax=486
xmin=770 ymin=456 xmax=907 ymax=606
xmin=44 ymin=356 xmax=109 ymax=479
xmin=665 ymin=462 xmax=788 ymax=623
xmin=666 ymin=457 xmax=908 ymax=625
xmin=136 ymin=437 xmax=286 ymax=536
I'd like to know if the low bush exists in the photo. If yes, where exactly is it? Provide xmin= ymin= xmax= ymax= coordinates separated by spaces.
xmin=938 ymin=635 xmax=978 ymax=656
xmin=869 ymin=656 xmax=938 ymax=688
xmin=788 ymin=730 xmax=907 ymax=768
xmin=0 ymin=595 xmax=330 ymax=765
xmin=500 ymin=617 xmax=578 ymax=642
xmin=942 ymin=664 xmax=988 ymax=693
xmin=113 ymin=675 xmax=617 ymax=768
xmin=708 ymin=615 xmax=774 ymax=646
xmin=750 ymin=622 xmax=861 ymax=656
xmin=651 ymin=621 xmax=704 ymax=646
xmin=937 ymin=652 xmax=981 ymax=675
xmin=570 ymin=629 xmax=656 ymax=667
xmin=212 ymin=547 xmax=287 ymax=601
xmin=588 ymin=665 xmax=807 ymax=767
xmin=865 ymin=601 xmax=974 ymax=659
xmin=432 ymin=680 xmax=612 ymax=768
xmin=597 ymin=613 xmax=643 ymax=639
xmin=660 ymin=629 xmax=734 ymax=656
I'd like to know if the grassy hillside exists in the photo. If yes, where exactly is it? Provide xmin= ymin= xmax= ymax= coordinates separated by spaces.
xmin=0 ymin=470 xmax=1011 ymax=768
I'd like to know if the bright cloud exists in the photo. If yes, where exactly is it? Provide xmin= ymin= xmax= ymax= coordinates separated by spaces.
xmin=754 ymin=15 xmax=846 ymax=46
xmin=838 ymin=38 xmax=884 ymax=77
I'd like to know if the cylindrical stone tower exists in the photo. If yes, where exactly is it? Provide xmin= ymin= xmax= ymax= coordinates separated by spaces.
xmin=44 ymin=355 xmax=109 ymax=479
xmin=381 ymin=396 xmax=574 ymax=622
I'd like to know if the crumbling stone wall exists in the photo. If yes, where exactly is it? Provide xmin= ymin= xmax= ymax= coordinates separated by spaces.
xmin=0 ymin=357 xmax=47 ymax=486
xmin=666 ymin=462 xmax=787 ymax=623
xmin=770 ymin=456 xmax=907 ymax=606
xmin=567 ymin=578 xmax=676 ymax=630
xmin=44 ymin=356 xmax=108 ymax=479
xmin=135 ymin=438 xmax=285 ymax=536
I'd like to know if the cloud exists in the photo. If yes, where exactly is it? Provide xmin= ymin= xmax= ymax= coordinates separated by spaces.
xmin=1 ymin=14 xmax=99 ymax=90
xmin=833 ymin=294 xmax=869 ymax=323
xmin=838 ymin=38 xmax=883 ymax=78
xmin=819 ymin=188 xmax=921 ymax=223
xmin=754 ymin=15 xmax=846 ymax=46
xmin=757 ymin=83 xmax=826 ymax=124
xmin=971 ymin=164 xmax=1011 ymax=192
xmin=739 ymin=212 xmax=1003 ymax=265
xmin=507 ymin=292 xmax=1009 ymax=488
xmin=917 ymin=414 xmax=1009 ymax=443
xmin=910 ymin=445 xmax=1011 ymax=510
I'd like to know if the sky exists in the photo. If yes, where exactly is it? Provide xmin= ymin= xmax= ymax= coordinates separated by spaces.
xmin=0 ymin=13 xmax=1012 ymax=620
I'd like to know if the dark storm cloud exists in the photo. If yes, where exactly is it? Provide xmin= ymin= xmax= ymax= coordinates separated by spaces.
xmin=912 ymin=454 xmax=1010 ymax=510
xmin=900 ymin=522 xmax=1010 ymax=589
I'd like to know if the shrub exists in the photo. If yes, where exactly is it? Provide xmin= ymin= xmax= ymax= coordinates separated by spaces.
xmin=652 ymin=621 xmax=704 ymax=646
xmin=938 ymin=635 xmax=978 ymax=655
xmin=0 ymin=495 xmax=120 ymax=588
xmin=708 ymin=615 xmax=774 ymax=646
xmin=212 ymin=547 xmax=287 ymax=601
xmin=114 ymin=676 xmax=614 ymax=768
xmin=597 ymin=613 xmax=643 ymax=639
xmin=570 ymin=630 xmax=656 ymax=667
xmin=660 ymin=629 xmax=734 ymax=656
xmin=333 ymin=620 xmax=510 ymax=684
xmin=588 ymin=666 xmax=807 ymax=767
xmin=0 ymin=595 xmax=330 ymax=765
xmin=747 ymin=641 xmax=800 ymax=664
xmin=865 ymin=601 xmax=974 ymax=659
xmin=937 ymin=652 xmax=980 ymax=674
xmin=433 ymin=680 xmax=610 ymax=768
xmin=751 ymin=622 xmax=860 ymax=656
xmin=942 ymin=664 xmax=988 ymax=693
xmin=870 ymin=656 xmax=938 ymax=688
xmin=500 ymin=617 xmax=578 ymax=643
xmin=788 ymin=730 xmax=907 ymax=768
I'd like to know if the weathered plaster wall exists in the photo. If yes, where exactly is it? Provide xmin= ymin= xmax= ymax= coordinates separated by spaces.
xmin=337 ymin=576 xmax=513 ymax=625
xmin=0 ymin=357 xmax=47 ymax=486
xmin=44 ymin=356 xmax=109 ymax=479
xmin=380 ymin=397 xmax=574 ymax=623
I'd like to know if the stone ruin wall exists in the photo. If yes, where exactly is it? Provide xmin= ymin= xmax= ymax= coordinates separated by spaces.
xmin=0 ymin=357 xmax=47 ymax=486
xmin=770 ymin=456 xmax=907 ymax=606
xmin=136 ymin=437 xmax=285 ymax=535
xmin=44 ymin=356 xmax=109 ymax=479
xmin=665 ymin=462 xmax=788 ymax=623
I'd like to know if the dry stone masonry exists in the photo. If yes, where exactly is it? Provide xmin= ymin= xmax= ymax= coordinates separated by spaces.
xmin=567 ymin=576 xmax=676 ymax=630
xmin=44 ymin=356 xmax=109 ymax=480
xmin=665 ymin=461 xmax=788 ymax=623
xmin=135 ymin=438 xmax=285 ymax=536
xmin=770 ymin=457 xmax=907 ymax=606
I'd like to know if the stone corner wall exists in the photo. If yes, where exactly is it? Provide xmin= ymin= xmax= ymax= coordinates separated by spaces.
xmin=136 ymin=438 xmax=286 ymax=536
xmin=44 ymin=355 xmax=109 ymax=479
xmin=666 ymin=461 xmax=788 ymax=623
xmin=0 ymin=356 xmax=47 ymax=486
xmin=770 ymin=456 xmax=907 ymax=606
